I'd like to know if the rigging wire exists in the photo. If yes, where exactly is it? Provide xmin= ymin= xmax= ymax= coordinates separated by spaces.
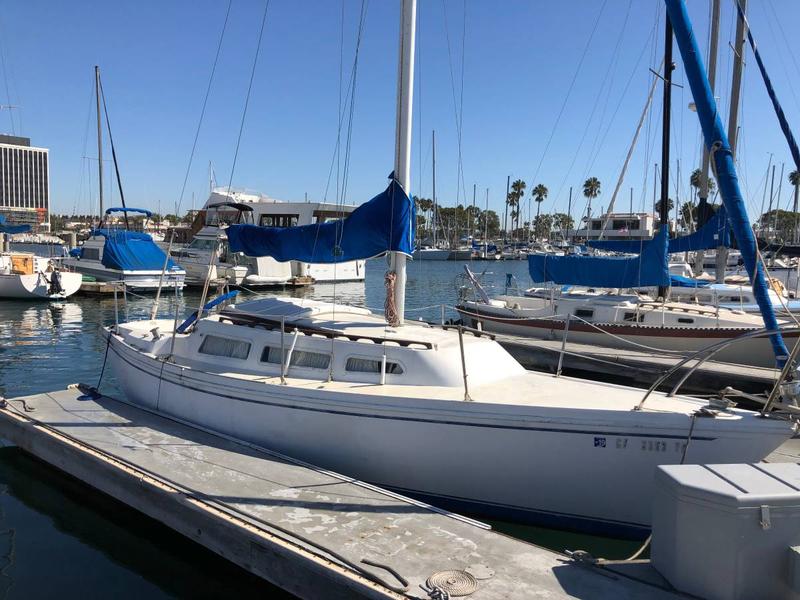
xmin=441 ymin=0 xmax=468 ymax=218
xmin=527 ymin=0 xmax=609 ymax=191
xmin=175 ymin=0 xmax=233 ymax=217
xmin=0 ymin=14 xmax=18 ymax=135
xmin=98 ymin=77 xmax=129 ymax=228
xmin=226 ymin=0 xmax=272 ymax=192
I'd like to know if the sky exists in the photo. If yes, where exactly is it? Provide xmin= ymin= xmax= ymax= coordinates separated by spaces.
xmin=1 ymin=0 xmax=799 ymax=225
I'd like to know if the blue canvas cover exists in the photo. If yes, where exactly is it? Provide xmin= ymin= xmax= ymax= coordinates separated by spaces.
xmin=586 ymin=206 xmax=730 ymax=253
xmin=92 ymin=229 xmax=179 ymax=271
xmin=105 ymin=207 xmax=153 ymax=217
xmin=529 ymin=226 xmax=670 ymax=287
xmin=667 ymin=0 xmax=788 ymax=365
xmin=670 ymin=274 xmax=709 ymax=288
xmin=0 ymin=214 xmax=31 ymax=234
xmin=227 ymin=177 xmax=415 ymax=262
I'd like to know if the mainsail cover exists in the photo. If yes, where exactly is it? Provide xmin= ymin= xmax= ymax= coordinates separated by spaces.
xmin=529 ymin=225 xmax=670 ymax=287
xmin=586 ymin=206 xmax=730 ymax=253
xmin=227 ymin=178 xmax=415 ymax=262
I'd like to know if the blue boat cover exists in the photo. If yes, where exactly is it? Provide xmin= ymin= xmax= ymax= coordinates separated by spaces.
xmin=670 ymin=274 xmax=709 ymax=288
xmin=667 ymin=0 xmax=789 ymax=366
xmin=529 ymin=226 xmax=670 ymax=287
xmin=0 ymin=214 xmax=31 ymax=234
xmin=586 ymin=206 xmax=730 ymax=253
xmin=91 ymin=229 xmax=179 ymax=271
xmin=105 ymin=207 xmax=153 ymax=217
xmin=227 ymin=177 xmax=415 ymax=262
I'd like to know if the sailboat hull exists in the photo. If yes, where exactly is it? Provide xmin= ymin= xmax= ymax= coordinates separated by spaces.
xmin=456 ymin=303 xmax=797 ymax=368
xmin=106 ymin=329 xmax=792 ymax=537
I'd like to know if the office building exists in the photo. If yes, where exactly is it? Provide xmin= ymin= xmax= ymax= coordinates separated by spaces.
xmin=0 ymin=134 xmax=50 ymax=229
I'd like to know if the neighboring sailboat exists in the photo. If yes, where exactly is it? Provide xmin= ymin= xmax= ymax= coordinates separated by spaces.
xmin=104 ymin=0 xmax=796 ymax=536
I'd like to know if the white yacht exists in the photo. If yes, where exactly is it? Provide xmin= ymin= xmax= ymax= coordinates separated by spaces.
xmin=196 ymin=188 xmax=366 ymax=283
xmin=0 ymin=252 xmax=81 ymax=299
xmin=64 ymin=208 xmax=186 ymax=291
xmin=171 ymin=202 xmax=293 ymax=287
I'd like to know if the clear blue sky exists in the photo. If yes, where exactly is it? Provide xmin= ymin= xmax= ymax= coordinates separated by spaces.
xmin=1 ymin=0 xmax=799 ymax=223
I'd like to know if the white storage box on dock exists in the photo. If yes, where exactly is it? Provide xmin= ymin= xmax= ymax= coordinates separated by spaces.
xmin=651 ymin=462 xmax=800 ymax=600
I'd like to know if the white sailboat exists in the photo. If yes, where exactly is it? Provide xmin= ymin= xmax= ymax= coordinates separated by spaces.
xmin=104 ymin=0 xmax=796 ymax=536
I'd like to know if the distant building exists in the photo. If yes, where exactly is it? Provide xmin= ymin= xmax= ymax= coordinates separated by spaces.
xmin=0 ymin=134 xmax=50 ymax=230
xmin=571 ymin=212 xmax=657 ymax=241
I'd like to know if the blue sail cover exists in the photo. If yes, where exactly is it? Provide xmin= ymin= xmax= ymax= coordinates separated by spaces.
xmin=227 ymin=178 xmax=415 ymax=262
xmin=587 ymin=206 xmax=730 ymax=253
xmin=92 ymin=229 xmax=179 ymax=271
xmin=0 ymin=214 xmax=31 ymax=234
xmin=529 ymin=226 xmax=670 ymax=287
xmin=666 ymin=0 xmax=789 ymax=365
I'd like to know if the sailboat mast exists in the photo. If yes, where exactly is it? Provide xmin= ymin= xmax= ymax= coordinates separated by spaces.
xmin=389 ymin=0 xmax=417 ymax=324
xmin=697 ymin=0 xmax=720 ymax=205
xmin=432 ymin=129 xmax=437 ymax=247
xmin=95 ymin=65 xmax=104 ymax=219
xmin=658 ymin=14 xmax=674 ymax=300
xmin=715 ymin=0 xmax=747 ymax=282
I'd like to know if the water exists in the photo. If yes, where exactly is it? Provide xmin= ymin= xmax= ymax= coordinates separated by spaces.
xmin=0 ymin=257 xmax=641 ymax=596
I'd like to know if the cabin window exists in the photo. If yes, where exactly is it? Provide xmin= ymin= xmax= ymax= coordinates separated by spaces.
xmin=677 ymin=317 xmax=695 ymax=324
xmin=199 ymin=335 xmax=251 ymax=359
xmin=261 ymin=347 xmax=330 ymax=370
xmin=188 ymin=238 xmax=216 ymax=251
xmin=82 ymin=247 xmax=101 ymax=261
xmin=346 ymin=357 xmax=404 ymax=375
xmin=574 ymin=309 xmax=594 ymax=319
xmin=259 ymin=214 xmax=299 ymax=228
xmin=623 ymin=312 xmax=643 ymax=322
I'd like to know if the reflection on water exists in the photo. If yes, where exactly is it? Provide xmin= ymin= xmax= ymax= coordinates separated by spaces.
xmin=0 ymin=257 xmax=636 ymax=595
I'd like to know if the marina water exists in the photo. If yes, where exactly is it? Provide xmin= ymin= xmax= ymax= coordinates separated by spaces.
xmin=0 ymin=255 xmax=639 ymax=597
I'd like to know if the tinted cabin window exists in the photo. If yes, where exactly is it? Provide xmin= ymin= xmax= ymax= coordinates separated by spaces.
xmin=346 ymin=357 xmax=404 ymax=374
xmin=677 ymin=317 xmax=695 ymax=324
xmin=259 ymin=214 xmax=299 ymax=228
xmin=574 ymin=309 xmax=594 ymax=319
xmin=261 ymin=347 xmax=330 ymax=370
xmin=199 ymin=335 xmax=251 ymax=359
xmin=623 ymin=312 xmax=643 ymax=322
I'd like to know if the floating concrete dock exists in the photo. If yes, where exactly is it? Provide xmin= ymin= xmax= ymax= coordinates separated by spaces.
xmin=0 ymin=388 xmax=682 ymax=599
xmin=494 ymin=332 xmax=778 ymax=395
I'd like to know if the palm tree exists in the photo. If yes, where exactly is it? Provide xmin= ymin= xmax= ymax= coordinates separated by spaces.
xmin=582 ymin=177 xmax=601 ymax=229
xmin=532 ymin=184 xmax=548 ymax=219
xmin=790 ymin=170 xmax=800 ymax=243
xmin=510 ymin=179 xmax=526 ymax=240
xmin=689 ymin=168 xmax=716 ymax=199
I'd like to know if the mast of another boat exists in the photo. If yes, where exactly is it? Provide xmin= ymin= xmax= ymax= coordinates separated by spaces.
xmin=388 ymin=0 xmax=417 ymax=324
xmin=95 ymin=65 xmax=104 ymax=222
xmin=693 ymin=0 xmax=720 ymax=276
xmin=432 ymin=129 xmax=437 ymax=249
xmin=717 ymin=0 xmax=747 ymax=282
xmin=657 ymin=12 xmax=674 ymax=300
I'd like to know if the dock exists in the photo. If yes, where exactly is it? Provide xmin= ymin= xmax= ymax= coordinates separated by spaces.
xmin=494 ymin=332 xmax=779 ymax=395
xmin=0 ymin=387 xmax=681 ymax=599
xmin=77 ymin=280 xmax=126 ymax=296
